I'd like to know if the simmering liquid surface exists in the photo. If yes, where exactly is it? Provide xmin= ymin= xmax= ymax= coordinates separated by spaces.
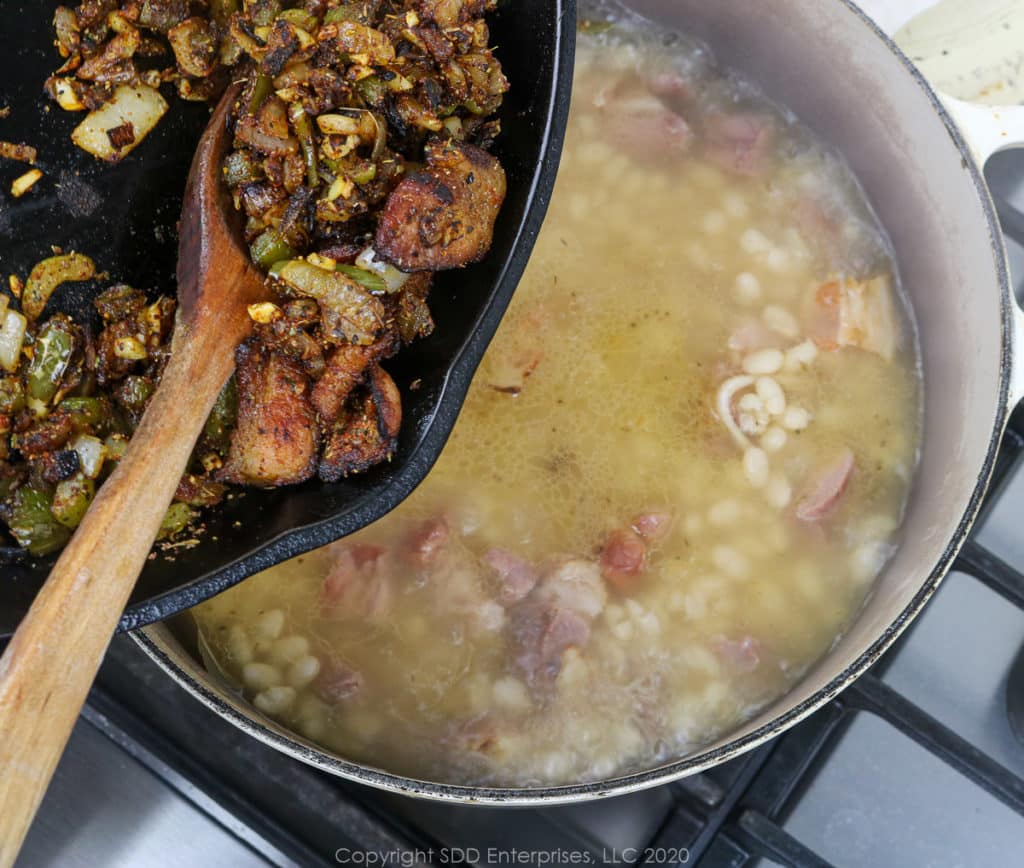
xmin=189 ymin=12 xmax=923 ymax=787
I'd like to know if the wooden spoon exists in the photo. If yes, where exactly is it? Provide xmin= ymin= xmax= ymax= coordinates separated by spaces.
xmin=0 ymin=83 xmax=263 ymax=865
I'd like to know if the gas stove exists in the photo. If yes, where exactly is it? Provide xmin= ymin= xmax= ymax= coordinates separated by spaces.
xmin=13 ymin=148 xmax=1024 ymax=868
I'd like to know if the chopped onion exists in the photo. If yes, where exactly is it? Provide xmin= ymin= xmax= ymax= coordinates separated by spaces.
xmin=71 ymin=84 xmax=168 ymax=162
xmin=0 ymin=309 xmax=27 ymax=373
xmin=71 ymin=434 xmax=106 ymax=480
xmin=355 ymin=247 xmax=410 ymax=293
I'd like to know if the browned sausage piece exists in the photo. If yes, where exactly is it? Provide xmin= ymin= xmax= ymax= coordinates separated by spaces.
xmin=374 ymin=138 xmax=507 ymax=272
xmin=318 ymin=364 xmax=402 ymax=481
xmin=217 ymin=339 xmax=320 ymax=486
xmin=309 ymin=334 xmax=397 ymax=424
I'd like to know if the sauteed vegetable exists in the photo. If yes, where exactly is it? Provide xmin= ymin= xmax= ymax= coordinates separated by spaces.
xmin=0 ymin=0 xmax=508 ymax=554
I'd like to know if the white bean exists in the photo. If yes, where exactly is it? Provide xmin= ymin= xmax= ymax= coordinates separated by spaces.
xmin=783 ymin=406 xmax=811 ymax=431
xmin=765 ymin=474 xmax=793 ymax=508
xmin=612 ymin=620 xmax=635 ymax=641
xmin=742 ymin=349 xmax=784 ymax=375
xmin=242 ymin=662 xmax=282 ymax=691
xmin=227 ymin=625 xmax=254 ymax=665
xmin=252 ymin=609 xmax=285 ymax=642
xmin=492 ymin=677 xmax=532 ymax=712
xmin=738 ymin=392 xmax=764 ymax=414
xmin=763 ymin=305 xmax=800 ymax=339
xmin=766 ymin=247 xmax=790 ymax=272
xmin=712 ymin=544 xmax=750 ymax=579
xmin=784 ymin=339 xmax=818 ymax=370
xmin=269 ymin=635 xmax=310 ymax=665
xmin=743 ymin=447 xmax=770 ymax=488
xmin=723 ymin=192 xmax=749 ymax=218
xmin=741 ymin=228 xmax=771 ymax=254
xmin=702 ymin=211 xmax=727 ymax=234
xmin=684 ymin=512 xmax=704 ymax=536
xmin=253 ymin=685 xmax=296 ymax=716
xmin=297 ymin=715 xmax=326 ymax=741
xmin=734 ymin=272 xmax=762 ymax=304
xmin=756 ymin=377 xmax=787 ymax=416
xmin=709 ymin=499 xmax=741 ymax=526
xmin=287 ymin=655 xmax=321 ymax=688
xmin=761 ymin=425 xmax=788 ymax=452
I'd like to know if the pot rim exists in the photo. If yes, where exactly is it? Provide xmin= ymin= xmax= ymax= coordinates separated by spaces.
xmin=134 ymin=0 xmax=1017 ymax=806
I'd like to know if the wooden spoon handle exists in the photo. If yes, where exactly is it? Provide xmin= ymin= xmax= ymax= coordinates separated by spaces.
xmin=0 ymin=325 xmax=233 ymax=866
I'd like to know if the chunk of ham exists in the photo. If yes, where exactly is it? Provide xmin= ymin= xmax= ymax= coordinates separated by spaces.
xmin=714 ymin=635 xmax=762 ymax=673
xmin=403 ymin=517 xmax=450 ymax=568
xmin=728 ymin=319 xmax=783 ymax=354
xmin=217 ymin=339 xmax=319 ymax=487
xmin=600 ymin=528 xmax=647 ymax=592
xmin=319 ymin=542 xmax=394 ymax=623
xmin=631 ymin=510 xmax=674 ymax=543
xmin=647 ymin=70 xmax=694 ymax=104
xmin=600 ymin=92 xmax=693 ymax=164
xmin=795 ymin=448 xmax=856 ymax=522
xmin=314 ymin=658 xmax=364 ymax=704
xmin=805 ymin=275 xmax=899 ymax=361
xmin=703 ymin=112 xmax=776 ymax=177
xmin=535 ymin=557 xmax=608 ymax=619
xmin=403 ymin=519 xmax=506 ymax=633
xmin=483 ymin=548 xmax=539 ymax=604
xmin=509 ymin=557 xmax=607 ymax=686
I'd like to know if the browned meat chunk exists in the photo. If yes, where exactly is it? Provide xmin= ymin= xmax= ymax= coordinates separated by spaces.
xmin=414 ymin=0 xmax=496 ymax=28
xmin=375 ymin=138 xmax=506 ymax=272
xmin=218 ymin=340 xmax=319 ymax=487
xmin=309 ymin=335 xmax=396 ymax=424
xmin=318 ymin=364 xmax=401 ymax=481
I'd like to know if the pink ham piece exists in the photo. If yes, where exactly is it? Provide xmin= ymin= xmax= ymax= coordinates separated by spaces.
xmin=509 ymin=557 xmax=607 ymax=686
xmin=600 ymin=528 xmax=647 ymax=592
xmin=403 ymin=517 xmax=450 ymax=568
xmin=631 ymin=511 xmax=674 ymax=544
xmin=319 ymin=543 xmax=393 ymax=622
xmin=714 ymin=636 xmax=762 ymax=673
xmin=484 ymin=548 xmax=539 ymax=604
xmin=647 ymin=70 xmax=694 ymax=104
xmin=511 ymin=605 xmax=591 ymax=687
xmin=606 ymin=98 xmax=692 ymax=164
xmin=314 ymin=659 xmax=364 ymax=704
xmin=703 ymin=111 xmax=776 ymax=177
xmin=795 ymin=448 xmax=856 ymax=522
xmin=728 ymin=319 xmax=783 ymax=354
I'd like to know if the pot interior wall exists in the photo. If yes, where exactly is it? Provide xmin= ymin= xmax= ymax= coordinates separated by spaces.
xmin=136 ymin=0 xmax=1011 ymax=794
xmin=626 ymin=0 xmax=1009 ymax=753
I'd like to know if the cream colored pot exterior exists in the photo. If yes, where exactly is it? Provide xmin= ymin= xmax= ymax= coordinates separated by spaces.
xmin=136 ymin=0 xmax=1024 ymax=804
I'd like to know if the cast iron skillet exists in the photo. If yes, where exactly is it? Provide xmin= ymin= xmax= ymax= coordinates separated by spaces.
xmin=0 ymin=0 xmax=576 ymax=636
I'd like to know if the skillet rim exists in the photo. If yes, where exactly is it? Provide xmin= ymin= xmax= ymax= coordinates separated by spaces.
xmin=134 ymin=0 xmax=1016 ymax=804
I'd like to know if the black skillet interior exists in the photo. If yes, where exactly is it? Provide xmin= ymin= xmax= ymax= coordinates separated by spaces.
xmin=0 ymin=0 xmax=576 ymax=636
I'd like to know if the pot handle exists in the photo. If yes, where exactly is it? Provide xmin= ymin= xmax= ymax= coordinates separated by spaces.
xmin=856 ymin=0 xmax=1024 ymax=407
xmin=940 ymin=98 xmax=1024 ymax=408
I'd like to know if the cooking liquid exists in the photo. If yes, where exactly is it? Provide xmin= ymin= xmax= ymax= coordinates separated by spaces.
xmin=190 ymin=13 xmax=922 ymax=787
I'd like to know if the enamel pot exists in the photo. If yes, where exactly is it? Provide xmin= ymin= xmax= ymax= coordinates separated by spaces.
xmin=135 ymin=0 xmax=1024 ymax=804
